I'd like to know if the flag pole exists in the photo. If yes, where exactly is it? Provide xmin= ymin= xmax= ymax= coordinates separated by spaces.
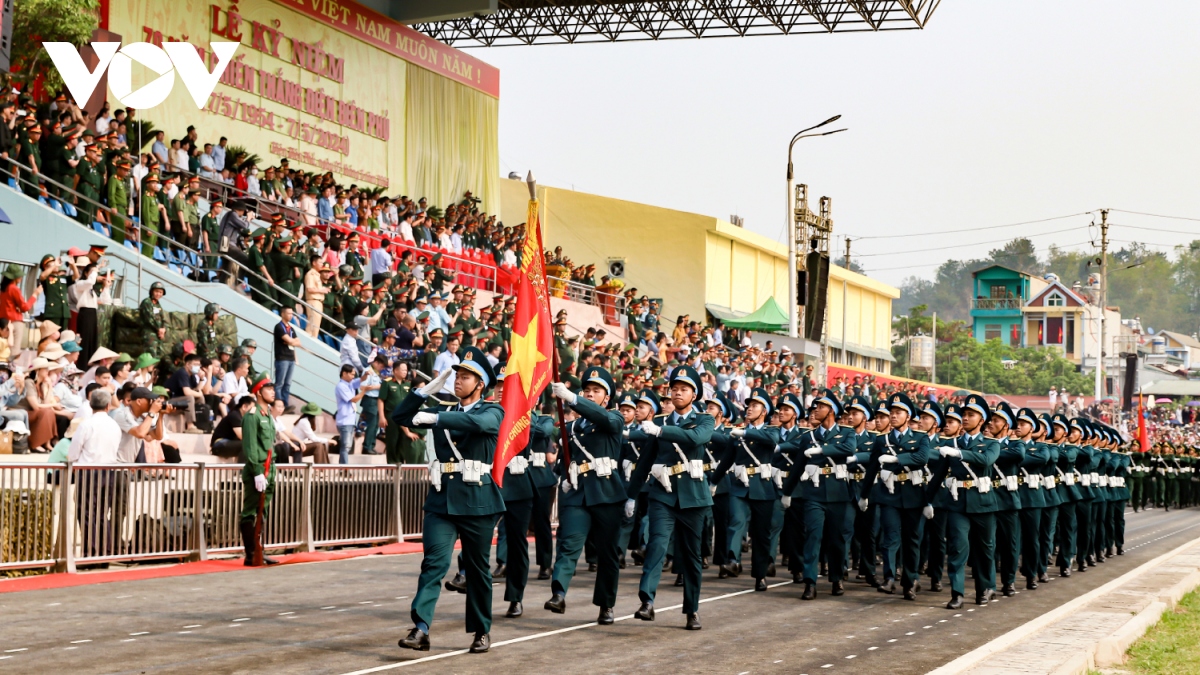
xmin=527 ymin=171 xmax=571 ymax=467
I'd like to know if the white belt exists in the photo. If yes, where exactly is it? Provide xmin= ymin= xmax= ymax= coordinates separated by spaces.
xmin=1090 ymin=472 xmax=1100 ymax=485
xmin=1098 ymin=475 xmax=1109 ymax=488
xmin=531 ymin=452 xmax=547 ymax=468
xmin=429 ymin=459 xmax=493 ymax=490
xmin=507 ymin=455 xmax=529 ymax=475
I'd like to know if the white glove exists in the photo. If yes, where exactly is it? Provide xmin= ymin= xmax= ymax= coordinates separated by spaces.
xmin=709 ymin=484 xmax=718 ymax=496
xmin=622 ymin=429 xmax=630 ymax=438
xmin=418 ymin=369 xmax=452 ymax=397
xmin=412 ymin=411 xmax=439 ymax=426
xmin=551 ymin=381 xmax=577 ymax=405
xmin=730 ymin=427 xmax=745 ymax=438
xmin=879 ymin=455 xmax=899 ymax=465
xmin=641 ymin=420 xmax=661 ymax=437
xmin=939 ymin=448 xmax=962 ymax=459
xmin=624 ymin=499 xmax=636 ymax=519
xmin=804 ymin=447 xmax=822 ymax=457
xmin=253 ymin=473 xmax=268 ymax=493
xmin=781 ymin=495 xmax=792 ymax=509
xmin=846 ymin=455 xmax=858 ymax=464
xmin=857 ymin=498 xmax=869 ymax=512
xmin=922 ymin=504 xmax=935 ymax=520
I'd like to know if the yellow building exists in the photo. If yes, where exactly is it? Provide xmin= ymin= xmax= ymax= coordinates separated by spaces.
xmin=499 ymin=179 xmax=899 ymax=375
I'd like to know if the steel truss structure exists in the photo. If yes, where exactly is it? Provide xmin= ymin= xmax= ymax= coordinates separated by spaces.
xmin=414 ymin=0 xmax=942 ymax=47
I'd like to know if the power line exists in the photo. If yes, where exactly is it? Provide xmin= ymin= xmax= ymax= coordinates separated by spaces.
xmin=854 ymin=225 xmax=1088 ymax=258
xmin=850 ymin=212 xmax=1093 ymax=241
xmin=862 ymin=240 xmax=1097 ymax=274
xmin=1111 ymin=222 xmax=1200 ymax=237
xmin=1110 ymin=208 xmax=1200 ymax=223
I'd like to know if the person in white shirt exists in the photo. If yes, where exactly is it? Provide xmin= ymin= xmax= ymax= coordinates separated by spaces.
xmin=68 ymin=389 xmax=121 ymax=463
xmin=292 ymin=401 xmax=331 ymax=463
xmin=221 ymin=357 xmax=250 ymax=399
xmin=398 ymin=215 xmax=415 ymax=243
xmin=1048 ymin=386 xmax=1058 ymax=411
xmin=431 ymin=334 xmax=462 ymax=401
xmin=247 ymin=167 xmax=261 ymax=196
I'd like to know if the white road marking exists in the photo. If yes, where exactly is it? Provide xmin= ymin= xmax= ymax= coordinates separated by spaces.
xmin=738 ymin=671 xmax=750 ymax=675
xmin=233 ymin=618 xmax=250 ymax=622
xmin=63 ymin=647 xmax=77 ymax=651
xmin=129 ymin=632 xmax=149 ymax=636
xmin=121 ymin=639 xmax=136 ymax=643
xmin=905 ymin=632 xmax=915 ymax=636
xmin=183 ymin=625 xmax=202 ymax=629
xmin=846 ymin=655 xmax=857 ymax=659
xmin=279 ymin=612 xmax=295 ymax=616
xmin=284 ymin=616 xmax=299 ymax=619
xmin=321 ymin=606 xmax=336 ymax=610
xmin=394 ymin=596 xmax=407 ymax=600
xmin=869 ymin=626 xmax=878 ymax=630
xmin=70 ymin=640 xmax=92 ymax=644
xmin=923 ymin=625 xmax=932 ymax=629
xmin=953 ymin=614 xmax=962 ymax=617
xmin=938 ymin=620 xmax=947 ymax=623
xmin=0 ymin=656 xmax=11 ymax=661
xmin=807 ymin=647 xmax=818 ymax=652
xmin=868 ymin=647 xmax=878 ymax=651
xmin=116 ymin=595 xmax=133 ymax=599
xmin=48 ymin=602 xmax=61 ymax=606
xmin=774 ymin=660 xmax=783 ymax=663
xmin=887 ymin=639 xmax=897 ymax=643
xmin=359 ymin=601 xmax=374 ymax=604
xmin=821 ymin=665 xmax=833 ymax=669
xmin=228 ymin=624 xmax=242 ymax=628
xmin=4 ymin=649 xmax=28 ymax=653
xmin=844 ymin=635 xmax=854 ymax=639
xmin=337 ymin=609 xmax=349 ymax=612
xmin=178 ymin=631 xmax=193 ymax=634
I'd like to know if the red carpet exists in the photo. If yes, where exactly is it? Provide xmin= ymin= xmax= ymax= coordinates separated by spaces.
xmin=0 ymin=540 xmax=428 ymax=594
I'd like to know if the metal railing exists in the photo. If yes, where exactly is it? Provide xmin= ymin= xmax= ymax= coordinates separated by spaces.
xmin=0 ymin=462 xmax=434 ymax=573
xmin=973 ymin=297 xmax=1023 ymax=310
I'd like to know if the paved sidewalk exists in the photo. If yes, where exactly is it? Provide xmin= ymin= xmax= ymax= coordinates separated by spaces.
xmin=932 ymin=536 xmax=1200 ymax=675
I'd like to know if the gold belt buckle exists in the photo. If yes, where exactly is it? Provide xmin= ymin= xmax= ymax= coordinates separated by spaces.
xmin=746 ymin=466 xmax=758 ymax=476
xmin=820 ymin=467 xmax=832 ymax=475
xmin=443 ymin=462 xmax=459 ymax=473
xmin=962 ymin=480 xmax=974 ymax=489
xmin=669 ymin=464 xmax=686 ymax=476
xmin=578 ymin=462 xmax=592 ymax=474
xmin=782 ymin=471 xmax=790 ymax=479
xmin=703 ymin=463 xmax=713 ymax=471
xmin=898 ymin=472 xmax=909 ymax=481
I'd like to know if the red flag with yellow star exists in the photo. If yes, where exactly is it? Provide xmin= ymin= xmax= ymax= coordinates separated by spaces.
xmin=492 ymin=194 xmax=554 ymax=486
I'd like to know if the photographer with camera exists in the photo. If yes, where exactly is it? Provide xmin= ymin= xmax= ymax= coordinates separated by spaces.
xmin=113 ymin=386 xmax=165 ymax=463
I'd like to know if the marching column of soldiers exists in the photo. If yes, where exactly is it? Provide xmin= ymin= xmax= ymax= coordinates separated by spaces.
xmin=392 ymin=368 xmax=1169 ymax=653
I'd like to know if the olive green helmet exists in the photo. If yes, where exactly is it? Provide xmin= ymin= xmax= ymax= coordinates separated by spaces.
xmin=241 ymin=338 xmax=257 ymax=349
xmin=338 ymin=264 xmax=353 ymax=277
xmin=204 ymin=302 xmax=220 ymax=317
xmin=149 ymin=281 xmax=166 ymax=295
xmin=217 ymin=343 xmax=234 ymax=356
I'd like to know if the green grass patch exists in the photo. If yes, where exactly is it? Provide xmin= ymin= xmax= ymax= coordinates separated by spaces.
xmin=1125 ymin=589 xmax=1200 ymax=674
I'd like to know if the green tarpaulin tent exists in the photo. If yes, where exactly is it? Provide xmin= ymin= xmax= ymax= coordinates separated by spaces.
xmin=720 ymin=297 xmax=788 ymax=332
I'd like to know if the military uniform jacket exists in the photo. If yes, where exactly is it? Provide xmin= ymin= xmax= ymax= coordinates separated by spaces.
xmin=557 ymin=397 xmax=627 ymax=507
xmin=927 ymin=435 xmax=961 ymax=509
xmin=705 ymin=426 xmax=736 ymax=496
xmin=1112 ymin=452 xmax=1131 ymax=501
xmin=528 ymin=413 xmax=559 ymax=489
xmin=620 ymin=423 xmax=649 ymax=487
xmin=625 ymin=410 xmax=715 ymax=509
xmin=1015 ymin=439 xmax=1048 ymax=509
xmin=711 ymin=424 xmax=780 ymax=501
xmin=851 ymin=430 xmax=876 ymax=500
xmin=240 ymin=404 xmax=277 ymax=482
xmin=768 ymin=424 xmax=806 ymax=490
xmin=139 ymin=297 xmax=165 ymax=335
xmin=1039 ymin=442 xmax=1062 ymax=508
xmin=500 ymin=424 xmax=537 ymax=503
xmin=1074 ymin=444 xmax=1096 ymax=500
xmin=926 ymin=432 xmax=1000 ymax=514
xmin=38 ymin=273 xmax=69 ymax=323
xmin=780 ymin=423 xmax=859 ymax=503
xmin=196 ymin=321 xmax=219 ymax=359
xmin=989 ymin=437 xmax=1025 ymax=511
xmin=392 ymin=391 xmax=505 ymax=517
xmin=864 ymin=428 xmax=932 ymax=509
xmin=1056 ymin=444 xmax=1083 ymax=502
xmin=106 ymin=174 xmax=128 ymax=214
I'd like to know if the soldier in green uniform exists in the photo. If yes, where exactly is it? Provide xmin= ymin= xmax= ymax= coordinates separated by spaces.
xmin=106 ymin=159 xmax=132 ymax=245
xmin=200 ymin=198 xmax=223 ymax=254
xmin=1083 ymin=421 xmax=1107 ymax=566
xmin=17 ymin=121 xmax=43 ymax=199
xmin=196 ymin=303 xmax=220 ymax=359
xmin=1011 ymin=408 xmax=1048 ymax=592
xmin=543 ymin=367 xmax=627 ymax=625
xmin=1050 ymin=414 xmax=1080 ymax=577
xmin=73 ymin=141 xmax=104 ymax=226
xmin=272 ymin=235 xmax=305 ymax=311
xmin=379 ymin=364 xmax=414 ymax=464
xmin=1034 ymin=414 xmax=1061 ymax=586
xmin=702 ymin=393 xmax=737 ymax=578
xmin=924 ymin=403 xmax=964 ymax=593
xmin=1071 ymin=418 xmax=1096 ymax=571
xmin=862 ymin=392 xmax=933 ymax=599
xmin=926 ymin=394 xmax=1001 ymax=609
xmin=1130 ymin=444 xmax=1148 ymax=512
xmin=36 ymin=254 xmax=71 ymax=331
xmin=394 ymin=347 xmax=503 ymax=654
xmin=246 ymin=229 xmax=277 ymax=310
xmin=138 ymin=281 xmax=168 ymax=357
xmin=140 ymin=174 xmax=168 ymax=256
xmin=778 ymin=390 xmax=862 ymax=600
xmin=240 ymin=373 xmax=280 ymax=567
xmin=49 ymin=126 xmax=81 ymax=198
xmin=1166 ymin=445 xmax=1182 ymax=511
xmin=856 ymin=400 xmax=892 ymax=587
xmin=625 ymin=365 xmax=712 ymax=631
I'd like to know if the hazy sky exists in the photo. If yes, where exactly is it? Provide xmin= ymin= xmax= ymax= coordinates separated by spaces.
xmin=473 ymin=0 xmax=1200 ymax=287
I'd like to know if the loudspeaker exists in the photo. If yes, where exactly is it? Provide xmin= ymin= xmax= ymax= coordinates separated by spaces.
xmin=1122 ymin=354 xmax=1137 ymax=411
xmin=803 ymin=252 xmax=830 ymax=342
xmin=607 ymin=258 xmax=625 ymax=279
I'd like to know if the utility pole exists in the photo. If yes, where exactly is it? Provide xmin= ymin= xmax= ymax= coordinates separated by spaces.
xmin=844 ymin=236 xmax=851 ymax=272
xmin=932 ymin=311 xmax=938 ymax=386
xmin=1095 ymin=209 xmax=1109 ymax=401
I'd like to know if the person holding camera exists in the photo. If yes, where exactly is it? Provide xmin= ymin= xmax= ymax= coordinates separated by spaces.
xmin=113 ymin=386 xmax=165 ymax=463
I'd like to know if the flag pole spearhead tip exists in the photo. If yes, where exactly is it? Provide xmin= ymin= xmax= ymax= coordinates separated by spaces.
xmin=526 ymin=171 xmax=537 ymax=199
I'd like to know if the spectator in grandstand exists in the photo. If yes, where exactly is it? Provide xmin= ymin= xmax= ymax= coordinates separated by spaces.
xmin=67 ymin=388 xmax=120 ymax=463
xmin=211 ymin=395 xmax=254 ymax=459
xmin=335 ymin=364 xmax=363 ymax=463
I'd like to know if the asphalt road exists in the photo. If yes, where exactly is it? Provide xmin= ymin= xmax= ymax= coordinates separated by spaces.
xmin=2 ymin=506 xmax=1198 ymax=675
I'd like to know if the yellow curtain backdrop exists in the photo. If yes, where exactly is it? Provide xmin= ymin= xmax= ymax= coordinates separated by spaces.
xmin=405 ymin=66 xmax=500 ymax=215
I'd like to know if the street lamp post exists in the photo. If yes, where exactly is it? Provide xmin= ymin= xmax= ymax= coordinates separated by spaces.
xmin=786 ymin=116 xmax=846 ymax=339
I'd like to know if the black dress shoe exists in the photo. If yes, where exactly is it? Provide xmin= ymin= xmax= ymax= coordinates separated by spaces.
xmin=598 ymin=607 xmax=615 ymax=625
xmin=1117 ymin=546 xmax=1124 ymax=555
xmin=755 ymin=578 xmax=767 ymax=592
xmin=544 ymin=592 xmax=567 ymax=614
xmin=976 ymin=589 xmax=995 ymax=605
xmin=766 ymin=562 xmax=776 ymax=578
xmin=506 ymin=601 xmax=523 ymax=618
xmin=1086 ymin=555 xmax=1097 ymax=567
xmin=494 ymin=564 xmax=507 ymax=578
xmin=674 ymin=574 xmax=684 ymax=587
xmin=801 ymin=582 xmax=817 ymax=600
xmin=469 ymin=632 xmax=490 ymax=654
xmin=864 ymin=574 xmax=880 ymax=589
xmin=588 ymin=563 xmax=597 ymax=573
xmin=538 ymin=566 xmax=551 ymax=580
xmin=398 ymin=627 xmax=430 ymax=651
xmin=1038 ymin=572 xmax=1050 ymax=583
xmin=903 ymin=586 xmax=916 ymax=601
xmin=262 ymin=556 xmax=280 ymax=565
xmin=719 ymin=565 xmax=730 ymax=579
xmin=914 ymin=581 xmax=922 ymax=594
xmin=1108 ymin=546 xmax=1117 ymax=557
xmin=792 ymin=572 xmax=803 ymax=584
xmin=877 ymin=579 xmax=897 ymax=595
xmin=631 ymin=548 xmax=645 ymax=565
xmin=1077 ymin=562 xmax=1088 ymax=573
xmin=819 ymin=563 xmax=828 ymax=577
xmin=445 ymin=572 xmax=467 ymax=593
xmin=685 ymin=613 xmax=702 ymax=630
xmin=634 ymin=601 xmax=655 ymax=621
xmin=619 ymin=556 xmax=627 ymax=569
xmin=701 ymin=557 xmax=710 ymax=570
xmin=1060 ymin=567 xmax=1072 ymax=577
xmin=1026 ymin=579 xmax=1038 ymax=591
xmin=946 ymin=593 xmax=964 ymax=610
xmin=1002 ymin=584 xmax=1016 ymax=597
xmin=1096 ymin=553 xmax=1106 ymax=563
xmin=831 ymin=580 xmax=845 ymax=596
xmin=930 ymin=579 xmax=943 ymax=592
xmin=733 ymin=561 xmax=743 ymax=576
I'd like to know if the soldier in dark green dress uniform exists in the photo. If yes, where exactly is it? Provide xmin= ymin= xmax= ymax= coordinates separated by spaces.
xmin=139 ymin=282 xmax=168 ymax=357
xmin=1130 ymin=446 xmax=1148 ymax=512
xmin=240 ymin=373 xmax=280 ymax=566
xmin=73 ymin=141 xmax=104 ymax=226
xmin=625 ymin=365 xmax=712 ymax=631
xmin=106 ymin=159 xmax=131 ymax=244
xmin=271 ymin=235 xmax=305 ymax=311
xmin=527 ymin=410 xmax=559 ymax=580
xmin=926 ymin=394 xmax=1000 ymax=608
xmin=702 ymin=393 xmax=737 ymax=577
xmin=1034 ymin=414 xmax=1061 ymax=585
xmin=16 ymin=122 xmax=43 ymax=198
xmin=862 ymin=393 xmax=932 ymax=598
xmin=923 ymin=403 xmax=964 ymax=593
xmin=36 ymin=254 xmax=71 ymax=331
xmin=196 ymin=303 xmax=220 ymax=359
xmin=1051 ymin=414 xmax=1080 ymax=577
xmin=1072 ymin=418 xmax=1096 ymax=571
xmin=139 ymin=174 xmax=167 ymax=256
xmin=247 ymin=229 xmax=277 ymax=309
xmin=543 ymin=367 xmax=627 ymax=625
xmin=379 ymin=365 xmax=421 ymax=464
xmin=715 ymin=387 xmax=779 ymax=590
xmin=1010 ymin=408 xmax=1047 ymax=592
xmin=394 ymin=347 xmax=503 ymax=654
xmin=778 ymin=390 xmax=861 ymax=600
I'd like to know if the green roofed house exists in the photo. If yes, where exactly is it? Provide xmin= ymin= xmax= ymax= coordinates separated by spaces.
xmin=969 ymin=265 xmax=1047 ymax=347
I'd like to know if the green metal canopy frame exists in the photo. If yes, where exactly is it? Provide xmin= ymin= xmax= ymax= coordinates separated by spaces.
xmin=720 ymin=297 xmax=789 ymax=332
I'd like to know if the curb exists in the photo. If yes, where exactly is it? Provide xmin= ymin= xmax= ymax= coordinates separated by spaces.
xmin=929 ymin=535 xmax=1200 ymax=675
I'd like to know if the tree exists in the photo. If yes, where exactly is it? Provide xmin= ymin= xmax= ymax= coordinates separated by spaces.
xmin=834 ymin=256 xmax=865 ymax=275
xmin=11 ymin=0 xmax=101 ymax=92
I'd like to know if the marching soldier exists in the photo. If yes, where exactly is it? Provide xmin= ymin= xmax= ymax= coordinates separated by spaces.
xmin=527 ymin=410 xmax=558 ymax=580
xmin=1011 ymin=408 xmax=1047 ymax=592
xmin=717 ymin=387 xmax=780 ymax=591
xmin=703 ymin=393 xmax=737 ymax=578
xmin=615 ymin=391 xmax=642 ymax=564
xmin=769 ymin=393 xmax=806 ymax=582
xmin=924 ymin=403 xmax=964 ymax=593
xmin=1130 ymin=444 xmax=1148 ymax=512
xmin=1035 ymin=414 xmax=1061 ymax=585
xmin=863 ymin=392 xmax=932 ymax=599
xmin=779 ymin=390 xmax=862 ymax=600
xmin=544 ymin=367 xmax=627 ymax=625
xmin=1087 ymin=423 xmax=1110 ymax=565
xmin=620 ymin=389 xmax=661 ymax=567
xmin=138 ymin=282 xmax=168 ymax=358
xmin=394 ymin=347 xmax=503 ymax=654
xmin=856 ymin=400 xmax=892 ymax=587
xmin=1052 ymin=414 xmax=1080 ymax=577
xmin=927 ymin=394 xmax=1000 ymax=608
xmin=1071 ymin=418 xmax=1095 ymax=572
xmin=1107 ymin=428 xmax=1130 ymax=556
xmin=987 ymin=402 xmax=1024 ymax=597
xmin=625 ymin=365 xmax=713 ymax=630
xmin=240 ymin=373 xmax=279 ymax=567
